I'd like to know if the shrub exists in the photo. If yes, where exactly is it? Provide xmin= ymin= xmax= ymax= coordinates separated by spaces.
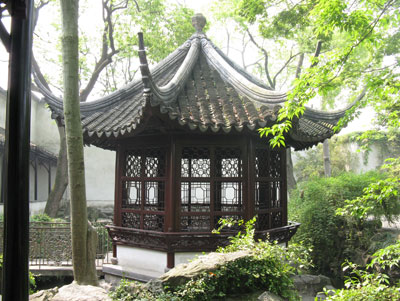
xmin=30 ymin=213 xmax=65 ymax=224
xmin=324 ymin=241 xmax=400 ymax=300
xmin=109 ymin=279 xmax=177 ymax=301
xmin=168 ymin=218 xmax=311 ymax=300
xmin=110 ymin=218 xmax=312 ymax=301
xmin=289 ymin=172 xmax=385 ymax=279
xmin=325 ymin=284 xmax=400 ymax=300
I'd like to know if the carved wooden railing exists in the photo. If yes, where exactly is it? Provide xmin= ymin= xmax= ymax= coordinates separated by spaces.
xmin=106 ymin=221 xmax=300 ymax=253
xmin=0 ymin=222 xmax=112 ymax=269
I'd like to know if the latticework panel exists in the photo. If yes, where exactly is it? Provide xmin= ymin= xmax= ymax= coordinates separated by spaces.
xmin=122 ymin=212 xmax=140 ymax=228
xmin=215 ymin=147 xmax=242 ymax=177
xmin=255 ymin=149 xmax=282 ymax=179
xmin=255 ymin=149 xmax=269 ymax=178
xmin=181 ymin=147 xmax=210 ymax=177
xmin=181 ymin=182 xmax=210 ymax=212
xmin=125 ymin=147 xmax=166 ymax=178
xmin=145 ymin=148 xmax=166 ymax=177
xmin=255 ymin=181 xmax=269 ymax=210
xmin=143 ymin=214 xmax=164 ymax=231
xmin=254 ymin=147 xmax=285 ymax=230
xmin=269 ymin=151 xmax=282 ymax=178
xmin=270 ymin=181 xmax=281 ymax=208
xmin=144 ymin=181 xmax=165 ymax=211
xmin=125 ymin=150 xmax=141 ymax=177
xmin=255 ymin=181 xmax=282 ymax=210
xmin=272 ymin=211 xmax=283 ymax=228
xmin=121 ymin=147 xmax=167 ymax=232
xmin=215 ymin=182 xmax=242 ymax=211
xmin=180 ymin=215 xmax=210 ymax=232
xmin=256 ymin=213 xmax=270 ymax=230
xmin=122 ymin=181 xmax=141 ymax=209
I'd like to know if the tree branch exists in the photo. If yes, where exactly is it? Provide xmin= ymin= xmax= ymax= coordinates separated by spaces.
xmin=310 ymin=40 xmax=322 ymax=68
xmin=225 ymin=27 xmax=230 ymax=57
xmin=246 ymin=29 xmax=274 ymax=89
xmin=79 ymin=0 xmax=122 ymax=102
xmin=295 ymin=53 xmax=305 ymax=78
xmin=272 ymin=50 xmax=301 ymax=87
xmin=331 ymin=0 xmax=394 ymax=81
xmin=32 ymin=52 xmax=51 ymax=91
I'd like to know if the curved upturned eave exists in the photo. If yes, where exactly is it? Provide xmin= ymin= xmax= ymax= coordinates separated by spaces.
xmin=201 ymin=38 xmax=287 ymax=104
xmin=34 ymin=39 xmax=192 ymax=117
xmin=303 ymin=88 xmax=365 ymax=122
xmin=303 ymin=104 xmax=349 ymax=121
xmin=139 ymin=36 xmax=201 ymax=105
xmin=209 ymin=40 xmax=273 ymax=91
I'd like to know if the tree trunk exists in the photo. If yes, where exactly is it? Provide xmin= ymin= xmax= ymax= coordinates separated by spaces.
xmin=44 ymin=122 xmax=68 ymax=217
xmin=286 ymin=147 xmax=297 ymax=190
xmin=60 ymin=0 xmax=97 ymax=285
xmin=323 ymin=139 xmax=332 ymax=177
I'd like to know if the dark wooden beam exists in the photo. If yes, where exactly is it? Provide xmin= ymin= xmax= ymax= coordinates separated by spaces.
xmin=48 ymin=161 xmax=51 ymax=194
xmin=0 ymin=19 xmax=10 ymax=52
xmin=1 ymin=0 xmax=33 ymax=300
xmin=34 ymin=156 xmax=38 ymax=200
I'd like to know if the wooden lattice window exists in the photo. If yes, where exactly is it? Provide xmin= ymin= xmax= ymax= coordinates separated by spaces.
xmin=121 ymin=147 xmax=166 ymax=231
xmin=180 ymin=146 xmax=243 ymax=232
xmin=254 ymin=148 xmax=284 ymax=230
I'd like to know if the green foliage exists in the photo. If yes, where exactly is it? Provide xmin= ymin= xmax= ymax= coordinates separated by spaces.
xmin=289 ymin=172 xmax=385 ymax=279
xmin=337 ymin=158 xmax=400 ymax=223
xmin=30 ymin=213 xmax=65 ymax=224
xmin=325 ymin=283 xmax=400 ymax=300
xmin=30 ymin=213 xmax=54 ymax=222
xmin=115 ymin=0 xmax=195 ymax=63
xmin=34 ymin=0 xmax=196 ymax=97
xmin=324 ymin=242 xmax=400 ymax=300
xmin=0 ymin=254 xmax=36 ymax=294
xmin=110 ymin=218 xmax=312 ymax=301
xmin=235 ymin=0 xmax=400 ymax=148
xmin=168 ymin=218 xmax=310 ymax=301
xmin=29 ymin=272 xmax=36 ymax=294
xmin=369 ymin=240 xmax=400 ymax=273
xmin=353 ymin=130 xmax=400 ymax=160
xmin=108 ymin=279 xmax=175 ymax=301
xmin=293 ymin=138 xmax=358 ymax=182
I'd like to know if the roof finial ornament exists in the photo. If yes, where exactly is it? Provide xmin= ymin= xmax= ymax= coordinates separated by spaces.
xmin=192 ymin=13 xmax=206 ymax=33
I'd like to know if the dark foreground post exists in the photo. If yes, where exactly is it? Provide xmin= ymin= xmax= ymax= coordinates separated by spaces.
xmin=1 ymin=1 xmax=33 ymax=300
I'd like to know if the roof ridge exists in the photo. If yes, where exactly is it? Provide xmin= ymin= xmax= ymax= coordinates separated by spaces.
xmin=138 ymin=33 xmax=201 ymax=106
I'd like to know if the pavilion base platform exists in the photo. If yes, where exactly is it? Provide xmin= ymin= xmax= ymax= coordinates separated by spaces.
xmin=103 ymin=246 xmax=202 ymax=283
xmin=104 ymin=223 xmax=300 ymax=284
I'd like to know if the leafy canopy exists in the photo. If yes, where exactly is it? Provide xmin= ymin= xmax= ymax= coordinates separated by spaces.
xmin=235 ymin=0 xmax=400 ymax=147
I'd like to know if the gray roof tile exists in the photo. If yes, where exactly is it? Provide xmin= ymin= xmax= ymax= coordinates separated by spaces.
xmin=36 ymin=27 xmax=352 ymax=151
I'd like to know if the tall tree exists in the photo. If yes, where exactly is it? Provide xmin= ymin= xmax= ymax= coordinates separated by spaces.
xmin=244 ymin=0 xmax=399 ymax=146
xmin=59 ymin=0 xmax=97 ymax=285
xmin=211 ymin=0 xmax=311 ymax=189
xmin=34 ymin=0 xmax=195 ymax=217
xmin=236 ymin=0 xmax=400 ymax=220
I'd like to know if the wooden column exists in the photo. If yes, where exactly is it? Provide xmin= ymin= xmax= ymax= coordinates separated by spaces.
xmin=281 ymin=148 xmax=288 ymax=226
xmin=166 ymin=136 xmax=175 ymax=268
xmin=34 ymin=156 xmax=38 ymax=200
xmin=113 ymin=146 xmax=123 ymax=257
xmin=246 ymin=137 xmax=255 ymax=221
xmin=2 ymin=1 xmax=34 ymax=299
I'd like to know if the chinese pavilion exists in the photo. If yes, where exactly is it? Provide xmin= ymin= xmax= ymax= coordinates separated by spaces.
xmin=39 ymin=14 xmax=351 ymax=280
